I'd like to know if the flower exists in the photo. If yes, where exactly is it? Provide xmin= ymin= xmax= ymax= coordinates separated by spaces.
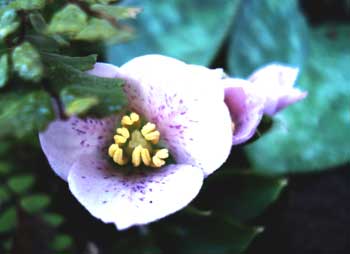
xmin=39 ymin=55 xmax=233 ymax=230
xmin=39 ymin=55 xmax=306 ymax=230
xmin=223 ymin=64 xmax=307 ymax=145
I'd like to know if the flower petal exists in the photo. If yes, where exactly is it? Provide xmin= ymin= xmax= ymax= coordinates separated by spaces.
xmin=39 ymin=116 xmax=117 ymax=181
xmin=223 ymin=78 xmax=265 ymax=145
xmin=118 ymin=55 xmax=232 ymax=176
xmin=67 ymin=155 xmax=204 ymax=230
xmin=248 ymin=64 xmax=307 ymax=115
xmin=86 ymin=63 xmax=122 ymax=78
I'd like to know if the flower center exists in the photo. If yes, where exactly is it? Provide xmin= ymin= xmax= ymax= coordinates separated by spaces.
xmin=108 ymin=112 xmax=169 ymax=168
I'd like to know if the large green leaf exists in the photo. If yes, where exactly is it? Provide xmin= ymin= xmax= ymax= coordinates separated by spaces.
xmin=107 ymin=0 xmax=240 ymax=66
xmin=228 ymin=0 xmax=308 ymax=76
xmin=246 ymin=26 xmax=350 ymax=174
xmin=154 ymin=214 xmax=262 ymax=254
xmin=0 ymin=90 xmax=55 ymax=138
xmin=199 ymin=171 xmax=287 ymax=221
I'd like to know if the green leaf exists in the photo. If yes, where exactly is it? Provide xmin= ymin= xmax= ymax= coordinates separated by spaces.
xmin=246 ymin=26 xmax=350 ymax=174
xmin=12 ymin=42 xmax=44 ymax=82
xmin=74 ymin=18 xmax=121 ymax=41
xmin=65 ymin=96 xmax=99 ymax=116
xmin=0 ymin=185 xmax=10 ymax=204
xmin=29 ymin=11 xmax=47 ymax=33
xmin=42 ymin=53 xmax=126 ymax=115
xmin=20 ymin=194 xmax=50 ymax=213
xmin=10 ymin=0 xmax=46 ymax=10
xmin=91 ymin=4 xmax=141 ymax=20
xmin=51 ymin=234 xmax=73 ymax=251
xmin=200 ymin=171 xmax=287 ymax=221
xmin=0 ymin=8 xmax=20 ymax=41
xmin=48 ymin=4 xmax=87 ymax=36
xmin=0 ymin=206 xmax=16 ymax=233
xmin=155 ymin=215 xmax=262 ymax=254
xmin=107 ymin=0 xmax=241 ymax=66
xmin=7 ymin=174 xmax=35 ymax=194
xmin=0 ymin=53 xmax=9 ymax=87
xmin=0 ymin=90 xmax=55 ymax=138
xmin=42 ymin=53 xmax=97 ymax=71
xmin=43 ymin=213 xmax=64 ymax=227
xmin=228 ymin=0 xmax=308 ymax=76
xmin=0 ymin=161 xmax=11 ymax=175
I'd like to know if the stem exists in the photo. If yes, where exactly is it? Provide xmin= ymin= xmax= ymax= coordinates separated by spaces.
xmin=43 ymin=79 xmax=66 ymax=120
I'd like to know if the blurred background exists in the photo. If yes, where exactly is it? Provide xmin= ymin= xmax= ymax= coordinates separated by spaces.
xmin=0 ymin=0 xmax=350 ymax=253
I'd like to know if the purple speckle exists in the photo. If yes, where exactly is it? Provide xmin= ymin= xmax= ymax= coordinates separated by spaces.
xmin=102 ymin=201 xmax=107 ymax=204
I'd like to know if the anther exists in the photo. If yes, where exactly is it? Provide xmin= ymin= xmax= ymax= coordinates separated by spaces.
xmin=131 ymin=145 xmax=142 ymax=167
xmin=114 ymin=127 xmax=130 ymax=145
xmin=152 ymin=149 xmax=169 ymax=168
xmin=141 ymin=147 xmax=151 ymax=166
xmin=110 ymin=144 xmax=128 ymax=165
xmin=141 ymin=122 xmax=160 ymax=144
xmin=121 ymin=112 xmax=140 ymax=127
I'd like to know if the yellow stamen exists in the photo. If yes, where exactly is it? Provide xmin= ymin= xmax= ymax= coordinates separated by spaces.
xmin=131 ymin=145 xmax=142 ymax=167
xmin=108 ymin=112 xmax=169 ymax=168
xmin=121 ymin=112 xmax=140 ymax=127
xmin=113 ymin=127 xmax=130 ymax=145
xmin=141 ymin=122 xmax=160 ymax=144
xmin=109 ymin=144 xmax=128 ymax=165
xmin=117 ymin=127 xmax=130 ymax=139
xmin=141 ymin=147 xmax=151 ymax=166
xmin=152 ymin=149 xmax=169 ymax=168
xmin=231 ymin=122 xmax=235 ymax=134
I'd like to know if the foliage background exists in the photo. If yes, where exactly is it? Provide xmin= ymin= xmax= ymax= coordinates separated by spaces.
xmin=0 ymin=0 xmax=349 ymax=253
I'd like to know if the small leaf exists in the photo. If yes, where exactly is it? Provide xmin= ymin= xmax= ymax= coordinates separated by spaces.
xmin=7 ymin=174 xmax=35 ymax=194
xmin=0 ymin=8 xmax=20 ymax=41
xmin=9 ymin=0 xmax=46 ymax=10
xmin=51 ymin=234 xmax=73 ymax=251
xmin=42 ymin=52 xmax=97 ymax=71
xmin=43 ymin=213 xmax=64 ymax=227
xmin=74 ymin=18 xmax=121 ymax=41
xmin=0 ymin=206 xmax=16 ymax=233
xmin=91 ymin=4 xmax=141 ymax=20
xmin=0 ymin=53 xmax=9 ymax=87
xmin=0 ymin=90 xmax=55 ymax=138
xmin=20 ymin=194 xmax=50 ymax=213
xmin=0 ymin=185 xmax=10 ymax=204
xmin=66 ymin=96 xmax=99 ymax=116
xmin=48 ymin=4 xmax=87 ymax=35
xmin=0 ymin=161 xmax=11 ymax=175
xmin=29 ymin=11 xmax=47 ymax=33
xmin=12 ymin=42 xmax=43 ymax=82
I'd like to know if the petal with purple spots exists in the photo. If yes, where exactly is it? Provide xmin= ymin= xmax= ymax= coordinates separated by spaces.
xmin=39 ymin=116 xmax=117 ymax=180
xmin=117 ymin=55 xmax=232 ymax=176
xmin=67 ymin=155 xmax=203 ymax=230
xmin=223 ymin=78 xmax=265 ymax=145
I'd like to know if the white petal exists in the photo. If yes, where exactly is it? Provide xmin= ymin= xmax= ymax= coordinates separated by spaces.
xmin=118 ymin=55 xmax=232 ymax=176
xmin=248 ymin=64 xmax=305 ymax=115
xmin=87 ymin=63 xmax=122 ymax=78
xmin=39 ymin=117 xmax=117 ymax=181
xmin=223 ymin=78 xmax=265 ymax=145
xmin=67 ymin=155 xmax=204 ymax=230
